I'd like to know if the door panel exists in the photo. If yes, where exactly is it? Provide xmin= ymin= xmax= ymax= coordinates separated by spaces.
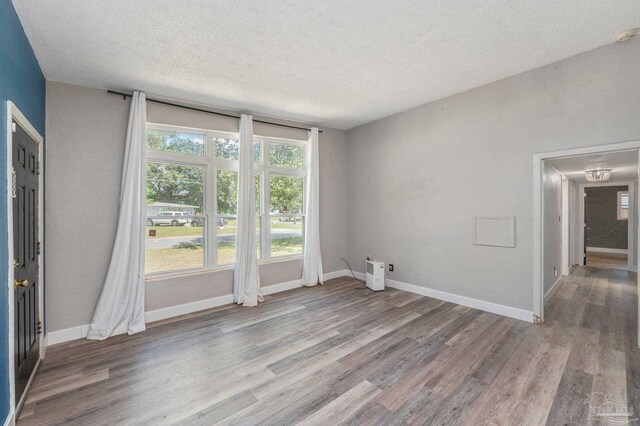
xmin=13 ymin=120 xmax=40 ymax=403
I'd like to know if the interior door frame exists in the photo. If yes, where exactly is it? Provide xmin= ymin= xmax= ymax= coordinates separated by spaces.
xmin=6 ymin=101 xmax=46 ymax=418
xmin=578 ymin=181 xmax=636 ymax=272
xmin=533 ymin=140 xmax=640 ymax=338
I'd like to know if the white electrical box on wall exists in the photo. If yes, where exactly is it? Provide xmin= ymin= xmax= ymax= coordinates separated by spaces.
xmin=366 ymin=260 xmax=385 ymax=291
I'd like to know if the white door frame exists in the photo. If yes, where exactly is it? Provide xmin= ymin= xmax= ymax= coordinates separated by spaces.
xmin=6 ymin=101 xmax=46 ymax=420
xmin=533 ymin=140 xmax=640 ymax=331
xmin=579 ymin=181 xmax=635 ymax=272
xmin=561 ymin=176 xmax=570 ymax=276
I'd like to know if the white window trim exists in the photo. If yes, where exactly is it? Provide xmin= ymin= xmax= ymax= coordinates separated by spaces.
xmin=145 ymin=123 xmax=308 ymax=278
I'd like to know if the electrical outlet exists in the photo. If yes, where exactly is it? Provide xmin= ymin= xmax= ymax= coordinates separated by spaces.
xmin=389 ymin=264 xmax=394 ymax=272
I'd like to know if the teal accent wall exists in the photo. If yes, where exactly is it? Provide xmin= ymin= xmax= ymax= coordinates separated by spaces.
xmin=0 ymin=0 xmax=45 ymax=420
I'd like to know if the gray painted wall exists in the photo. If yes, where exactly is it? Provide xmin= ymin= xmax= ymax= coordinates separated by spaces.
xmin=45 ymin=81 xmax=347 ymax=332
xmin=543 ymin=164 xmax=562 ymax=296
xmin=585 ymin=185 xmax=628 ymax=250
xmin=346 ymin=39 xmax=640 ymax=311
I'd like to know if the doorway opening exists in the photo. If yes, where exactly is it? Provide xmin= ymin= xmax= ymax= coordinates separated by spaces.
xmin=533 ymin=141 xmax=640 ymax=332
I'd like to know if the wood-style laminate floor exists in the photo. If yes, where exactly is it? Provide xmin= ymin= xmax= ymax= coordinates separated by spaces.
xmin=586 ymin=252 xmax=629 ymax=270
xmin=18 ymin=269 xmax=640 ymax=425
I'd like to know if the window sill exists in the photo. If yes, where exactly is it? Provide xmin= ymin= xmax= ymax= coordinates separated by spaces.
xmin=145 ymin=265 xmax=233 ymax=282
xmin=258 ymin=255 xmax=303 ymax=265
xmin=144 ymin=255 xmax=304 ymax=283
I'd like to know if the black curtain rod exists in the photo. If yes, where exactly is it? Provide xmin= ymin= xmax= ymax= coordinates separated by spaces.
xmin=107 ymin=90 xmax=322 ymax=133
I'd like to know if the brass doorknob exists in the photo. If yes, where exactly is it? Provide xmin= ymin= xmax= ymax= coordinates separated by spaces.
xmin=13 ymin=279 xmax=28 ymax=288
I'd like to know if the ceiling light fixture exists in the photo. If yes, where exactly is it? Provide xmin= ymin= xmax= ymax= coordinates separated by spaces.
xmin=616 ymin=28 xmax=638 ymax=42
xmin=585 ymin=169 xmax=612 ymax=182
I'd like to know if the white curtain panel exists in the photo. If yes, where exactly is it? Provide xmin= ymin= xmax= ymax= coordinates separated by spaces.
xmin=87 ymin=91 xmax=147 ymax=340
xmin=302 ymin=127 xmax=324 ymax=286
xmin=233 ymin=114 xmax=262 ymax=306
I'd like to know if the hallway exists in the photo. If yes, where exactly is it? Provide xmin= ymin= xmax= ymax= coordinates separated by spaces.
xmin=545 ymin=266 xmax=639 ymax=424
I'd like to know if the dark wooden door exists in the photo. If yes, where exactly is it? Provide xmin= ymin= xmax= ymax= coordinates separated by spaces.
xmin=13 ymin=120 xmax=40 ymax=402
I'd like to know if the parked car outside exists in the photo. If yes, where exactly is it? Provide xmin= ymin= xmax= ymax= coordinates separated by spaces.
xmin=146 ymin=211 xmax=191 ymax=227
xmin=188 ymin=216 xmax=227 ymax=227
xmin=190 ymin=213 xmax=205 ymax=227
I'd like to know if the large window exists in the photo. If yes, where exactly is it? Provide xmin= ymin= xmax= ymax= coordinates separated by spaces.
xmin=145 ymin=124 xmax=307 ymax=276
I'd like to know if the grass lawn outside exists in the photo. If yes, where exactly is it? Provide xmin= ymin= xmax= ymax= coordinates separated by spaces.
xmin=145 ymin=237 xmax=303 ymax=274
xmin=145 ymin=246 xmax=205 ymax=274
xmin=145 ymin=218 xmax=303 ymax=274
xmin=271 ymin=237 xmax=303 ymax=257
xmin=146 ymin=218 xmax=300 ymax=239
xmin=146 ymin=226 xmax=203 ymax=238
xmin=145 ymin=242 xmax=236 ymax=274
xmin=271 ymin=218 xmax=303 ymax=230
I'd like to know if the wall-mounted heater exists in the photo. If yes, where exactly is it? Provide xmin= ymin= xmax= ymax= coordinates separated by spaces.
xmin=366 ymin=260 xmax=385 ymax=291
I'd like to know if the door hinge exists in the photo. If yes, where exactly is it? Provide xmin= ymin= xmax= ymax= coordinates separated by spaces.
xmin=37 ymin=161 xmax=40 ymax=176
xmin=37 ymin=321 xmax=42 ymax=335
xmin=11 ymin=168 xmax=16 ymax=198
xmin=11 ymin=122 xmax=16 ymax=132
xmin=37 ymin=241 xmax=41 ymax=255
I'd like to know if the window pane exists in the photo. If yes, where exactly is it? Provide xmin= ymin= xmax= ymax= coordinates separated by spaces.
xmin=621 ymin=195 xmax=629 ymax=208
xmin=216 ymin=217 xmax=262 ymax=263
xmin=147 ymin=130 xmax=204 ymax=156
xmin=271 ymin=216 xmax=303 ymax=256
xmin=217 ymin=170 xmax=238 ymax=215
xmin=269 ymin=175 xmax=303 ymax=214
xmin=268 ymin=143 xmax=304 ymax=169
xmin=146 ymin=163 xmax=204 ymax=274
xmin=254 ymin=140 xmax=261 ymax=162
xmin=214 ymin=137 xmax=239 ymax=160
xmin=217 ymin=216 xmax=236 ymax=264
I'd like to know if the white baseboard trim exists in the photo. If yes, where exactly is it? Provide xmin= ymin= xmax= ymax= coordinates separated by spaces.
xmin=385 ymin=278 xmax=533 ymax=323
xmin=323 ymin=269 xmax=350 ymax=281
xmin=352 ymin=271 xmax=532 ymax=322
xmin=145 ymin=294 xmax=235 ymax=324
xmin=586 ymin=247 xmax=628 ymax=254
xmin=263 ymin=279 xmax=302 ymax=296
xmin=3 ymin=410 xmax=15 ymax=426
xmin=47 ymin=270 xmax=350 ymax=346
xmin=544 ymin=276 xmax=563 ymax=304
xmin=46 ymin=324 xmax=92 ymax=345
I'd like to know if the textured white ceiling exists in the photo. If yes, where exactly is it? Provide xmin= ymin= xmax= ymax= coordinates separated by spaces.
xmin=12 ymin=0 xmax=640 ymax=129
xmin=548 ymin=151 xmax=639 ymax=184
